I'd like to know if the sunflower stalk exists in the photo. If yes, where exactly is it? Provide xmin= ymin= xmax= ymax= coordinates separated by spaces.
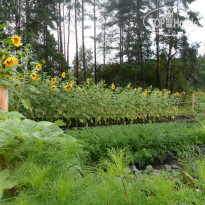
xmin=17 ymin=49 xmax=29 ymax=111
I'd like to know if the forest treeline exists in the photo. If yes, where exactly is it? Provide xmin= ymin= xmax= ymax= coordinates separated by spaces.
xmin=0 ymin=0 xmax=205 ymax=91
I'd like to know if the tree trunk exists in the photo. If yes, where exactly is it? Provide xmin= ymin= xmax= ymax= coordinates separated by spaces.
xmin=58 ymin=2 xmax=63 ymax=73
xmin=63 ymin=1 xmax=66 ymax=57
xmin=136 ymin=0 xmax=144 ymax=87
xmin=155 ymin=0 xmax=163 ymax=90
xmin=67 ymin=5 xmax=71 ymax=65
xmin=103 ymin=19 xmax=106 ymax=68
xmin=59 ymin=3 xmax=63 ymax=55
xmin=167 ymin=39 xmax=173 ymax=90
xmin=94 ymin=0 xmax=97 ymax=83
xmin=75 ymin=0 xmax=79 ymax=83
xmin=166 ymin=2 xmax=174 ymax=90
xmin=18 ymin=0 xmax=21 ymax=35
xmin=25 ymin=0 xmax=30 ymax=43
xmin=127 ymin=12 xmax=131 ymax=63
xmin=82 ymin=0 xmax=86 ymax=81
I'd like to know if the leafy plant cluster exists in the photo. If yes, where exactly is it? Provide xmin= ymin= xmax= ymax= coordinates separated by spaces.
xmin=69 ymin=122 xmax=205 ymax=168
xmin=1 ymin=112 xmax=205 ymax=204
xmin=9 ymin=79 xmax=190 ymax=127
xmin=193 ymin=91 xmax=205 ymax=114
xmin=0 ymin=110 xmax=80 ymax=201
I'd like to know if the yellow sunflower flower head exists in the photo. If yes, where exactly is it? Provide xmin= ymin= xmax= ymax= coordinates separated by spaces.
xmin=64 ymin=84 xmax=72 ymax=91
xmin=51 ymin=86 xmax=56 ymax=91
xmin=43 ymin=60 xmax=45 ymax=64
xmin=36 ymin=64 xmax=42 ymax=71
xmin=36 ymin=78 xmax=40 ymax=83
xmin=111 ymin=84 xmax=115 ymax=90
xmin=52 ymin=78 xmax=57 ymax=84
xmin=139 ymin=87 xmax=142 ymax=91
xmin=12 ymin=35 xmax=21 ymax=47
xmin=62 ymin=72 xmax=66 ymax=78
xmin=31 ymin=73 xmax=37 ymax=80
xmin=4 ymin=57 xmax=18 ymax=68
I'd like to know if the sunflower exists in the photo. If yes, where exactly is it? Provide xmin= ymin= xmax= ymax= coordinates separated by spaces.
xmin=111 ymin=84 xmax=115 ymax=90
xmin=31 ymin=73 xmax=37 ymax=80
xmin=51 ymin=86 xmax=56 ymax=91
xmin=12 ymin=35 xmax=21 ymax=47
xmin=4 ymin=57 xmax=18 ymax=68
xmin=64 ymin=84 xmax=72 ymax=91
xmin=52 ymin=78 xmax=56 ymax=84
xmin=62 ymin=72 xmax=66 ymax=78
xmin=36 ymin=64 xmax=42 ymax=71
xmin=43 ymin=60 xmax=45 ymax=64
xmin=36 ymin=78 xmax=40 ymax=83
xmin=139 ymin=87 xmax=142 ymax=91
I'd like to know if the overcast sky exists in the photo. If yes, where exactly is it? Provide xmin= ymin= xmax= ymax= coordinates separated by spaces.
xmin=189 ymin=0 xmax=205 ymax=54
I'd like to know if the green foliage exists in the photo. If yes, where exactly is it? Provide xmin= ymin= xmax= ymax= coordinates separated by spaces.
xmin=9 ymin=79 xmax=189 ymax=126
xmin=1 ymin=113 xmax=205 ymax=204
xmin=0 ymin=110 xmax=71 ymax=171
xmin=0 ymin=169 xmax=17 ymax=200
xmin=69 ymin=122 xmax=205 ymax=167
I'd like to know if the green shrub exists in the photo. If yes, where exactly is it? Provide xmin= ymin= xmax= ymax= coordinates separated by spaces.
xmin=68 ymin=122 xmax=205 ymax=167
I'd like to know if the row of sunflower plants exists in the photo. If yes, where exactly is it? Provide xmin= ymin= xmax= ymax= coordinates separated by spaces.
xmin=0 ymin=29 xmax=190 ymax=126
xmin=8 ymin=73 xmax=189 ymax=127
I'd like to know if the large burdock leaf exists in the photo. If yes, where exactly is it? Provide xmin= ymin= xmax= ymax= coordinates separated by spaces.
xmin=0 ymin=169 xmax=17 ymax=199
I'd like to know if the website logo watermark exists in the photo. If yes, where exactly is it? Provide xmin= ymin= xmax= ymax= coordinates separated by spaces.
xmin=143 ymin=6 xmax=204 ymax=37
